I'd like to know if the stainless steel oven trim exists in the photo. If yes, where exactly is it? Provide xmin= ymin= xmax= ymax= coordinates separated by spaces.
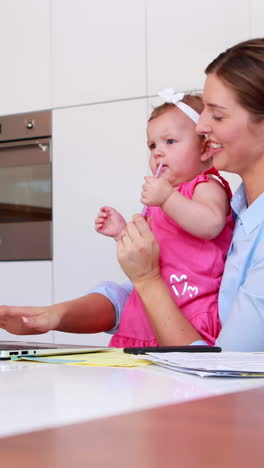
xmin=0 ymin=110 xmax=51 ymax=142
xmin=0 ymin=137 xmax=51 ymax=167
xmin=0 ymin=138 xmax=51 ymax=151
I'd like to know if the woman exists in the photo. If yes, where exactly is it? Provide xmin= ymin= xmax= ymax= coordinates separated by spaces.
xmin=117 ymin=37 xmax=264 ymax=351
xmin=1 ymin=37 xmax=264 ymax=351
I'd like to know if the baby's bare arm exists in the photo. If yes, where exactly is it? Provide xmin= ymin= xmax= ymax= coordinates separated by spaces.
xmin=162 ymin=179 xmax=230 ymax=239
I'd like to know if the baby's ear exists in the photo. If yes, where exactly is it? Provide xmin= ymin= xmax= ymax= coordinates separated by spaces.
xmin=200 ymin=139 xmax=213 ymax=162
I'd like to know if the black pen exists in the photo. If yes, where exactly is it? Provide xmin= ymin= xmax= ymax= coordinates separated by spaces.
xmin=123 ymin=345 xmax=222 ymax=355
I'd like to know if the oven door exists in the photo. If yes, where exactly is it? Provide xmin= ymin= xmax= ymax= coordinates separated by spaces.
xmin=0 ymin=138 xmax=52 ymax=260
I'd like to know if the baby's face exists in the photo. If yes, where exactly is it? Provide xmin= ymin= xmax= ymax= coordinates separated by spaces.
xmin=147 ymin=108 xmax=205 ymax=186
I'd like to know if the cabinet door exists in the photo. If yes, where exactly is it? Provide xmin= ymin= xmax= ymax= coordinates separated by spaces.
xmin=52 ymin=99 xmax=147 ymax=345
xmin=52 ymin=0 xmax=146 ymax=107
xmin=0 ymin=261 xmax=53 ymax=342
xmin=146 ymin=0 xmax=250 ymax=94
xmin=251 ymin=0 xmax=264 ymax=36
xmin=0 ymin=1 xmax=51 ymax=115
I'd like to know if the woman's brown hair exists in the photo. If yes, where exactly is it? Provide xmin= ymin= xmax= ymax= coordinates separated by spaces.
xmin=205 ymin=38 xmax=264 ymax=121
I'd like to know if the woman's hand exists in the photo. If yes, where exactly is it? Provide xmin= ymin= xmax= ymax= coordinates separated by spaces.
xmin=117 ymin=214 xmax=201 ymax=345
xmin=116 ymin=214 xmax=161 ymax=285
xmin=0 ymin=304 xmax=62 ymax=335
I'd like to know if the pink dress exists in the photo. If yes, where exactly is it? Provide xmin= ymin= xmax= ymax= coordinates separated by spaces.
xmin=109 ymin=168 xmax=234 ymax=347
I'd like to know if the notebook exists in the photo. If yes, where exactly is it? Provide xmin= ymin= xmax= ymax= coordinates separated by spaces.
xmin=0 ymin=340 xmax=106 ymax=360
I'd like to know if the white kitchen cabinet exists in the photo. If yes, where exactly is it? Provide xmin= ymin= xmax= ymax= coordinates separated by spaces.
xmin=0 ymin=261 xmax=53 ymax=342
xmin=0 ymin=0 xmax=51 ymax=116
xmin=52 ymin=99 xmax=148 ymax=345
xmin=51 ymin=0 xmax=146 ymax=107
xmin=251 ymin=0 xmax=264 ymax=36
xmin=146 ymin=0 xmax=250 ymax=94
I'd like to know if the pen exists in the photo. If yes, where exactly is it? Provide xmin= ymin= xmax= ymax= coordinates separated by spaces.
xmin=123 ymin=345 xmax=222 ymax=355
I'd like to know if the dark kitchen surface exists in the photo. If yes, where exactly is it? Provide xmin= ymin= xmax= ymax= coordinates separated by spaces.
xmin=0 ymin=203 xmax=51 ymax=222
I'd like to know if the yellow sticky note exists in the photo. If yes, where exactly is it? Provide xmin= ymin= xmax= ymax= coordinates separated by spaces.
xmin=12 ymin=349 xmax=152 ymax=367
xmin=67 ymin=349 xmax=151 ymax=367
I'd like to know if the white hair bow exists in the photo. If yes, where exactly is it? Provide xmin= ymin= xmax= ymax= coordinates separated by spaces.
xmin=158 ymin=88 xmax=184 ymax=105
xmin=158 ymin=88 xmax=200 ymax=124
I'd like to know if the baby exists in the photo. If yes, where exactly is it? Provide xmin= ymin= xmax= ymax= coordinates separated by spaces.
xmin=95 ymin=89 xmax=234 ymax=347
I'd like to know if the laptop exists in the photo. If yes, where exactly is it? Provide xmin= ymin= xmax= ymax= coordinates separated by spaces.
xmin=0 ymin=340 xmax=107 ymax=360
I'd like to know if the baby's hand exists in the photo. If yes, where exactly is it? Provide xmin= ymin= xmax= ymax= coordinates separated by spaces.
xmin=95 ymin=206 xmax=126 ymax=240
xmin=141 ymin=177 xmax=173 ymax=206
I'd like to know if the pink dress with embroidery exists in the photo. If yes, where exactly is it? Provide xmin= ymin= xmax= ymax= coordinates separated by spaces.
xmin=109 ymin=168 xmax=234 ymax=347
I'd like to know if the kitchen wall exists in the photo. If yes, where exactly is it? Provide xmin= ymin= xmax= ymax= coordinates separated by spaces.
xmin=0 ymin=0 xmax=263 ymax=345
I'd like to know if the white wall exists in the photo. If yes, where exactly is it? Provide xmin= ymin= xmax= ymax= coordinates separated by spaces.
xmin=0 ymin=0 xmax=263 ymax=344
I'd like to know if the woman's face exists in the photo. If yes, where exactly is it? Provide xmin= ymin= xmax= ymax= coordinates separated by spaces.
xmin=197 ymin=73 xmax=264 ymax=177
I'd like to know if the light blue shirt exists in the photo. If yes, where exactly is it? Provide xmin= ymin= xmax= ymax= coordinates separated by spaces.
xmin=215 ymin=184 xmax=264 ymax=350
xmin=90 ymin=184 xmax=264 ymax=351
xmin=88 ymin=280 xmax=132 ymax=334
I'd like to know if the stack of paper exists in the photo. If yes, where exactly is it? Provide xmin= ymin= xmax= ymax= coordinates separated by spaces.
xmin=139 ymin=351 xmax=264 ymax=377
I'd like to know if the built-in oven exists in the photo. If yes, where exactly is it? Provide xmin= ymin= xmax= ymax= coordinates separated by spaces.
xmin=0 ymin=111 xmax=52 ymax=260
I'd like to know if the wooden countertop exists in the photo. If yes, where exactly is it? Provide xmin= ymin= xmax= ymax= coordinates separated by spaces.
xmin=1 ymin=386 xmax=264 ymax=468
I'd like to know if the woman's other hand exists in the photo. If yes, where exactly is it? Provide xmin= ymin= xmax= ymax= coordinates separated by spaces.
xmin=117 ymin=214 xmax=160 ymax=285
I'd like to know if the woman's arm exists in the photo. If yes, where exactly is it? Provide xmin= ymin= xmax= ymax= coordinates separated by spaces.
xmin=117 ymin=214 xmax=202 ymax=345
xmin=0 ymin=281 xmax=133 ymax=336
xmin=0 ymin=293 xmax=116 ymax=335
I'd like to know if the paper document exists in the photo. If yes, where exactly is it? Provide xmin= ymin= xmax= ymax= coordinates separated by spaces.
xmin=12 ymin=348 xmax=152 ymax=367
xmin=138 ymin=351 xmax=264 ymax=377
